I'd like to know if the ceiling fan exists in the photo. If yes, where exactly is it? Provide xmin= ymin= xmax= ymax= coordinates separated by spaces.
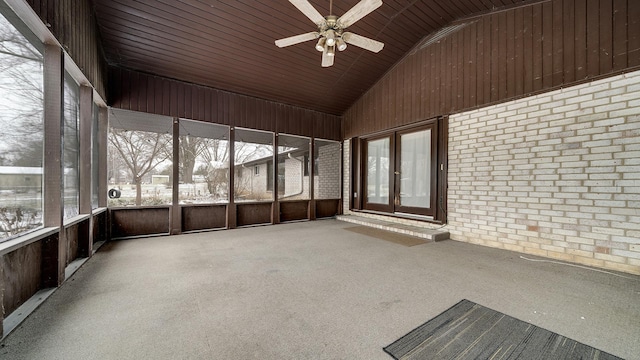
xmin=275 ymin=0 xmax=384 ymax=67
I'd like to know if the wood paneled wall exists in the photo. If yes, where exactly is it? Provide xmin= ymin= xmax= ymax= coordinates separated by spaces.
xmin=26 ymin=0 xmax=107 ymax=98
xmin=109 ymin=68 xmax=342 ymax=141
xmin=110 ymin=207 xmax=170 ymax=239
xmin=2 ymin=241 xmax=42 ymax=316
xmin=343 ymin=0 xmax=640 ymax=138
xmin=92 ymin=211 xmax=109 ymax=243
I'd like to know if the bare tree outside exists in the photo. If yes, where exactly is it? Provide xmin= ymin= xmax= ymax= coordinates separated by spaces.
xmin=0 ymin=11 xmax=44 ymax=240
xmin=108 ymin=128 xmax=172 ymax=206
xmin=177 ymin=121 xmax=272 ymax=204
xmin=108 ymin=117 xmax=275 ymax=206
xmin=187 ymin=137 xmax=229 ymax=202
xmin=178 ymin=135 xmax=200 ymax=184
xmin=201 ymin=139 xmax=271 ymax=201
xmin=177 ymin=120 xmax=230 ymax=204
xmin=180 ymin=136 xmax=271 ymax=203
xmin=0 ymin=18 xmax=43 ymax=164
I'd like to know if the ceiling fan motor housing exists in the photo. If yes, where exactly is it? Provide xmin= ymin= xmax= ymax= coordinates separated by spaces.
xmin=325 ymin=15 xmax=339 ymax=28
xmin=320 ymin=15 xmax=343 ymax=34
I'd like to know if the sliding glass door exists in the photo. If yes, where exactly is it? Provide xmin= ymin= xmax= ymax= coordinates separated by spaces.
xmin=363 ymin=123 xmax=437 ymax=216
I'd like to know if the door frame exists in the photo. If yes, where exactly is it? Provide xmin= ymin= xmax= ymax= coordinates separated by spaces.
xmin=353 ymin=116 xmax=447 ymax=222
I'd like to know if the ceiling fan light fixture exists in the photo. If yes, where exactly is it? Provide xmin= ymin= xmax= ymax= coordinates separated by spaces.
xmin=315 ymin=38 xmax=326 ymax=52
xmin=327 ymin=45 xmax=335 ymax=57
xmin=325 ymin=29 xmax=336 ymax=46
xmin=336 ymin=38 xmax=347 ymax=51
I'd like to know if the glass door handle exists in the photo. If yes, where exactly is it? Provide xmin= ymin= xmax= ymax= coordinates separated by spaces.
xmin=394 ymin=171 xmax=400 ymax=175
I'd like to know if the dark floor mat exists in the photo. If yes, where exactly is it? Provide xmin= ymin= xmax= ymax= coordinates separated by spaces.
xmin=344 ymin=226 xmax=427 ymax=247
xmin=384 ymin=299 xmax=622 ymax=360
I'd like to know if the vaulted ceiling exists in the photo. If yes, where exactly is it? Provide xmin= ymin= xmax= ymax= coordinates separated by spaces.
xmin=91 ymin=0 xmax=539 ymax=115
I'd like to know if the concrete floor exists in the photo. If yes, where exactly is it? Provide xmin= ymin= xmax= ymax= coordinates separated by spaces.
xmin=1 ymin=219 xmax=639 ymax=360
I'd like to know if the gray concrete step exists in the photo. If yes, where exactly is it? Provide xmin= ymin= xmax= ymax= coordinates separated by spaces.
xmin=336 ymin=214 xmax=449 ymax=242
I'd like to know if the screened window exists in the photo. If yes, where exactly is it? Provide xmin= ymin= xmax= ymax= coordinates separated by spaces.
xmin=178 ymin=119 xmax=229 ymax=204
xmin=63 ymin=72 xmax=80 ymax=219
xmin=234 ymin=128 xmax=273 ymax=202
xmin=107 ymin=109 xmax=173 ymax=206
xmin=267 ymin=161 xmax=274 ymax=192
xmin=278 ymin=134 xmax=310 ymax=200
xmin=314 ymin=139 xmax=341 ymax=199
xmin=0 ymin=6 xmax=44 ymax=241
xmin=91 ymin=103 xmax=99 ymax=209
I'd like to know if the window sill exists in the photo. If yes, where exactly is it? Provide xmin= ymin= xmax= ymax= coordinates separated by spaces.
xmin=63 ymin=213 xmax=91 ymax=227
xmin=179 ymin=203 xmax=229 ymax=207
xmin=92 ymin=207 xmax=108 ymax=215
xmin=278 ymin=198 xmax=310 ymax=203
xmin=0 ymin=227 xmax=59 ymax=256
xmin=234 ymin=200 xmax=274 ymax=204
xmin=108 ymin=205 xmax=172 ymax=210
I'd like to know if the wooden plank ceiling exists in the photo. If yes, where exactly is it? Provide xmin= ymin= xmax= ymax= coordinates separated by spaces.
xmin=91 ymin=0 xmax=539 ymax=115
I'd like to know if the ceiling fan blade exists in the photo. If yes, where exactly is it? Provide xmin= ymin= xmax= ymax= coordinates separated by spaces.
xmin=337 ymin=0 xmax=383 ymax=28
xmin=321 ymin=48 xmax=334 ymax=67
xmin=275 ymin=32 xmax=319 ymax=48
xmin=288 ymin=0 xmax=326 ymax=26
xmin=342 ymin=32 xmax=384 ymax=53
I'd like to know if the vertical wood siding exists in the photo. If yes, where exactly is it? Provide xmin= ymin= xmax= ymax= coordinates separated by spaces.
xmin=109 ymin=68 xmax=342 ymax=141
xmin=343 ymin=0 xmax=640 ymax=138
xmin=2 ymin=241 xmax=42 ymax=316
xmin=26 ymin=0 xmax=108 ymax=98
